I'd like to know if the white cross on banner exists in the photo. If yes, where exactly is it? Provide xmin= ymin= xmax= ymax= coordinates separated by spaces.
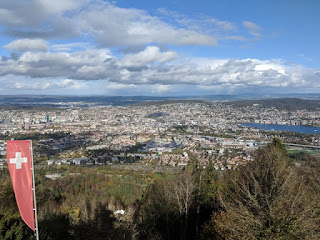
xmin=6 ymin=140 xmax=35 ymax=232
xmin=10 ymin=152 xmax=28 ymax=169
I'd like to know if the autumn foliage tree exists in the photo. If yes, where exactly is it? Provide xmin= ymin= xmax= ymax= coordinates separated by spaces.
xmin=136 ymin=170 xmax=199 ymax=240
xmin=0 ymin=172 xmax=34 ymax=240
xmin=203 ymin=142 xmax=320 ymax=240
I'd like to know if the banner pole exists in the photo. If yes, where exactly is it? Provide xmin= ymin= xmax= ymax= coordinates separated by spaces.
xmin=30 ymin=140 xmax=39 ymax=240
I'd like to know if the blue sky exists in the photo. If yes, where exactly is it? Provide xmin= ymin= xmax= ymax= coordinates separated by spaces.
xmin=0 ymin=0 xmax=319 ymax=96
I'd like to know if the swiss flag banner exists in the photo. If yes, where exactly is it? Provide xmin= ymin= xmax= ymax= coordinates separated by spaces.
xmin=6 ymin=140 xmax=35 ymax=231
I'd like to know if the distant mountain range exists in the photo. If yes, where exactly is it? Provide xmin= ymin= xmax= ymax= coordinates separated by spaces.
xmin=0 ymin=94 xmax=320 ymax=108
xmin=223 ymin=98 xmax=320 ymax=111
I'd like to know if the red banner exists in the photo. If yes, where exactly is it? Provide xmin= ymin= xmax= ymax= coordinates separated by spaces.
xmin=6 ymin=140 xmax=35 ymax=231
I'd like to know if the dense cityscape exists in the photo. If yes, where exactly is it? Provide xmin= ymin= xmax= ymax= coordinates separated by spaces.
xmin=1 ymin=99 xmax=320 ymax=171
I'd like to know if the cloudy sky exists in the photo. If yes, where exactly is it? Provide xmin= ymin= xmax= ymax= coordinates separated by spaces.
xmin=0 ymin=0 xmax=319 ymax=96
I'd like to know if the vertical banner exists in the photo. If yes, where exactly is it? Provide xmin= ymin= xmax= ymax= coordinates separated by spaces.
xmin=6 ymin=140 xmax=35 ymax=231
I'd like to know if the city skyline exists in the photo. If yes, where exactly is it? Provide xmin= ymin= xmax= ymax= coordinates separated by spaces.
xmin=0 ymin=0 xmax=319 ymax=96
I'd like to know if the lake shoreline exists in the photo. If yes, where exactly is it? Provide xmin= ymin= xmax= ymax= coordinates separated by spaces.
xmin=241 ymin=123 xmax=320 ymax=134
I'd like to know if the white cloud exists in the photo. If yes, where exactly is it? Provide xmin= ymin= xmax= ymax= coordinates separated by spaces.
xmin=225 ymin=36 xmax=248 ymax=41
xmin=152 ymin=84 xmax=171 ymax=93
xmin=1 ymin=47 xmax=319 ymax=91
xmin=0 ymin=0 xmax=86 ymax=26
xmin=0 ymin=1 xmax=218 ymax=46
xmin=4 ymin=38 xmax=48 ymax=52
xmin=0 ymin=75 xmax=90 ymax=93
xmin=36 ymin=0 xmax=86 ymax=15
xmin=0 ymin=1 xmax=261 ymax=48
xmin=0 ymin=1 xmax=318 ymax=94
xmin=203 ymin=18 xmax=236 ymax=32
xmin=297 ymin=54 xmax=312 ymax=62
xmin=0 ymin=8 xmax=25 ymax=25
xmin=79 ymin=2 xmax=217 ymax=47
xmin=158 ymin=8 xmax=236 ymax=33
xmin=10 ymin=81 xmax=52 ymax=90
xmin=0 ymin=48 xmax=115 ymax=80
xmin=118 ymin=46 xmax=177 ymax=67
xmin=243 ymin=21 xmax=262 ymax=37
xmin=0 ymin=1 xmax=83 ymax=39
xmin=55 ymin=79 xmax=88 ymax=89
xmin=51 ymin=42 xmax=92 ymax=52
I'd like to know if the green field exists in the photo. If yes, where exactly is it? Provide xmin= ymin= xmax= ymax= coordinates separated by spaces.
xmin=287 ymin=149 xmax=320 ymax=155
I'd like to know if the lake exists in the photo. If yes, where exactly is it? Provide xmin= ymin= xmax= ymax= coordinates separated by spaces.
xmin=241 ymin=123 xmax=320 ymax=134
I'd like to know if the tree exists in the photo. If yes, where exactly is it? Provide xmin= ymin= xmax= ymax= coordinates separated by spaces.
xmin=136 ymin=171 xmax=198 ymax=240
xmin=0 ymin=210 xmax=34 ymax=240
xmin=269 ymin=137 xmax=286 ymax=153
xmin=0 ymin=172 xmax=34 ymax=239
xmin=204 ymin=144 xmax=320 ymax=239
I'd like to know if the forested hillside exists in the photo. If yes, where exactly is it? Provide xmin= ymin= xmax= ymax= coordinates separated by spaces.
xmin=224 ymin=98 xmax=320 ymax=111
xmin=1 ymin=139 xmax=320 ymax=239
